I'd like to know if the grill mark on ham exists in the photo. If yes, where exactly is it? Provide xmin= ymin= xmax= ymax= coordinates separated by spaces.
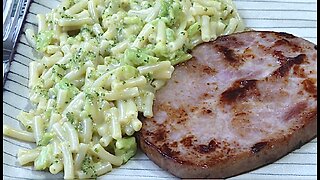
xmin=197 ymin=140 xmax=218 ymax=154
xmin=302 ymin=78 xmax=317 ymax=96
xmin=153 ymin=127 xmax=167 ymax=142
xmin=216 ymin=35 xmax=245 ymax=47
xmin=277 ymin=32 xmax=296 ymax=39
xmin=190 ymin=62 xmax=217 ymax=76
xmin=251 ymin=142 xmax=268 ymax=153
xmin=160 ymin=143 xmax=180 ymax=158
xmin=181 ymin=136 xmax=194 ymax=147
xmin=138 ymin=31 xmax=317 ymax=179
xmin=271 ymin=54 xmax=306 ymax=78
xmin=220 ymin=79 xmax=258 ymax=104
xmin=283 ymin=102 xmax=308 ymax=121
xmin=274 ymin=39 xmax=301 ymax=52
xmin=293 ymin=65 xmax=307 ymax=78
xmin=218 ymin=46 xmax=244 ymax=67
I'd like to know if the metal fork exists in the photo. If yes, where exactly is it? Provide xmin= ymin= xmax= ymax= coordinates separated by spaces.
xmin=3 ymin=0 xmax=31 ymax=85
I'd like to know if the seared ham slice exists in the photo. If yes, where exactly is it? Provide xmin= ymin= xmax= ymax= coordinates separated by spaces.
xmin=138 ymin=31 xmax=317 ymax=178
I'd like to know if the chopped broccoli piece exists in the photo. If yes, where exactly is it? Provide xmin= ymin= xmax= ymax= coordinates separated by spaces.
xmin=36 ymin=30 xmax=54 ymax=52
xmin=166 ymin=28 xmax=176 ymax=42
xmin=115 ymin=137 xmax=137 ymax=163
xmin=123 ymin=48 xmax=158 ymax=67
xmin=34 ymin=144 xmax=53 ymax=170
xmin=158 ymin=0 xmax=173 ymax=17
xmin=81 ymin=154 xmax=97 ymax=178
xmin=153 ymin=42 xmax=168 ymax=58
xmin=51 ymin=64 xmax=66 ymax=82
xmin=66 ymin=112 xmax=75 ymax=124
xmin=38 ymin=132 xmax=55 ymax=146
xmin=158 ymin=0 xmax=183 ymax=26
xmin=170 ymin=50 xmax=193 ymax=65
xmin=187 ymin=22 xmax=201 ymax=37
xmin=168 ymin=2 xmax=183 ymax=24
xmin=55 ymin=78 xmax=80 ymax=98
xmin=55 ymin=78 xmax=72 ymax=90
xmin=114 ymin=65 xmax=139 ymax=80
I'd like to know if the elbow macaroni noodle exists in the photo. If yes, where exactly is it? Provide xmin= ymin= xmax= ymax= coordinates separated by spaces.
xmin=3 ymin=0 xmax=244 ymax=178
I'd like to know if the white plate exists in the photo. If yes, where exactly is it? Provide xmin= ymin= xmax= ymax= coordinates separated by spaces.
xmin=3 ymin=0 xmax=317 ymax=179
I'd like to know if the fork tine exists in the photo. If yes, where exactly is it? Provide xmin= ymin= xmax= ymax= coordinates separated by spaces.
xmin=3 ymin=0 xmax=31 ymax=85
xmin=3 ymin=0 xmax=14 ymax=39
xmin=10 ymin=0 xmax=24 ymax=31
xmin=3 ymin=0 xmax=25 ymax=49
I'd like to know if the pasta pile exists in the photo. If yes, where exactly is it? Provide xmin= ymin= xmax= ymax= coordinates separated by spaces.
xmin=3 ymin=0 xmax=244 ymax=179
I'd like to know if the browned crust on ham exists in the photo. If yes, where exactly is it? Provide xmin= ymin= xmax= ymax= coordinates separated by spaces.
xmin=139 ymin=114 xmax=316 ymax=178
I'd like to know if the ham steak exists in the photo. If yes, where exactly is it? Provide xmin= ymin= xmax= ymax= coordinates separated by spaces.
xmin=138 ymin=31 xmax=317 ymax=178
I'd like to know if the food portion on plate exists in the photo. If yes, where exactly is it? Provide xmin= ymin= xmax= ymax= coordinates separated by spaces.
xmin=138 ymin=31 xmax=317 ymax=178
xmin=3 ymin=0 xmax=245 ymax=179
